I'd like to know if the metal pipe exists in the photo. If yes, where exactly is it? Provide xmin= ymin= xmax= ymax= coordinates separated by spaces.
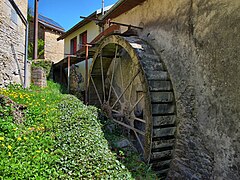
xmin=102 ymin=0 xmax=105 ymax=15
xmin=8 ymin=0 xmax=29 ymax=88
xmin=67 ymin=55 xmax=70 ymax=93
xmin=24 ymin=23 xmax=29 ymax=88
xmin=110 ymin=21 xmax=143 ymax=30
xmin=33 ymin=0 xmax=39 ymax=60
xmin=85 ymin=45 xmax=89 ymax=104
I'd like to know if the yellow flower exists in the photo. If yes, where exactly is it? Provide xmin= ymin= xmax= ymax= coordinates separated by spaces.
xmin=13 ymin=128 xmax=17 ymax=131
xmin=17 ymin=137 xmax=21 ymax=141
xmin=8 ymin=152 xmax=12 ymax=156
xmin=7 ymin=145 xmax=12 ymax=150
xmin=0 ymin=137 xmax=4 ymax=141
xmin=36 ymin=150 xmax=41 ymax=153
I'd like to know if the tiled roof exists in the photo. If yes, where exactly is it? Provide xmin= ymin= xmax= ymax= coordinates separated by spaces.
xmin=38 ymin=14 xmax=65 ymax=32
xmin=30 ymin=12 xmax=64 ymax=32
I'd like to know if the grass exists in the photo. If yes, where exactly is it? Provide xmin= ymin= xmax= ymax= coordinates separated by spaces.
xmin=0 ymin=81 xmax=157 ymax=179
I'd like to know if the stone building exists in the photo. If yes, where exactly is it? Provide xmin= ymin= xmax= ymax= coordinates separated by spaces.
xmin=0 ymin=0 xmax=30 ymax=87
xmin=28 ymin=14 xmax=64 ymax=63
xmin=95 ymin=0 xmax=240 ymax=179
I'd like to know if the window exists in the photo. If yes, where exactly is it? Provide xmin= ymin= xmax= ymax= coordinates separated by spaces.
xmin=79 ymin=31 xmax=87 ymax=49
xmin=70 ymin=37 xmax=77 ymax=55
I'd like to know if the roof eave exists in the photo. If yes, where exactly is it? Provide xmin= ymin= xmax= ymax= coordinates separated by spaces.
xmin=100 ymin=0 xmax=146 ymax=21
xmin=39 ymin=20 xmax=65 ymax=34
xmin=57 ymin=11 xmax=97 ymax=41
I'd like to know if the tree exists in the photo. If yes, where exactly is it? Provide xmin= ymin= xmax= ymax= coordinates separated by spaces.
xmin=28 ymin=39 xmax=44 ymax=60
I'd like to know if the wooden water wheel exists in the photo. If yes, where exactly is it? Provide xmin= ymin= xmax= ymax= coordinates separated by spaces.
xmin=88 ymin=35 xmax=176 ymax=177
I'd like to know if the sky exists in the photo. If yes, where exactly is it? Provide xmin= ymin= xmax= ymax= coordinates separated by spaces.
xmin=28 ymin=0 xmax=118 ymax=31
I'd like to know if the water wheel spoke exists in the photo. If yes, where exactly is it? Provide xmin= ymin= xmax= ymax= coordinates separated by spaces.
xmin=100 ymin=53 xmax=106 ymax=102
xmin=129 ymin=94 xmax=144 ymax=114
xmin=128 ymin=82 xmax=133 ymax=104
xmin=112 ymin=109 xmax=124 ymax=118
xmin=112 ymin=118 xmax=145 ymax=136
xmin=134 ymin=117 xmax=146 ymax=123
xmin=112 ymin=69 xmax=140 ymax=109
xmin=112 ymin=109 xmax=121 ymax=114
xmin=106 ymin=78 xmax=122 ymax=104
xmin=90 ymin=76 xmax=102 ymax=105
xmin=133 ymin=130 xmax=145 ymax=153
xmin=108 ymin=45 xmax=118 ymax=102
xmin=120 ymin=58 xmax=124 ymax=88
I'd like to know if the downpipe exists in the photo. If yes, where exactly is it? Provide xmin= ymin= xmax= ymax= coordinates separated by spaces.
xmin=8 ymin=0 xmax=29 ymax=88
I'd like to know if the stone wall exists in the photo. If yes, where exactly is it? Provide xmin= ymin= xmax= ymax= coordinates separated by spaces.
xmin=0 ymin=0 xmax=30 ymax=87
xmin=31 ymin=67 xmax=47 ymax=88
xmin=44 ymin=30 xmax=64 ymax=63
xmin=112 ymin=0 xmax=240 ymax=179
xmin=28 ymin=20 xmax=64 ymax=63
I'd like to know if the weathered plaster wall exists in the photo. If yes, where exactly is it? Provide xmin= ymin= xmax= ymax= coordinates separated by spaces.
xmin=112 ymin=0 xmax=240 ymax=179
xmin=44 ymin=30 xmax=64 ymax=63
xmin=0 ymin=0 xmax=30 ymax=87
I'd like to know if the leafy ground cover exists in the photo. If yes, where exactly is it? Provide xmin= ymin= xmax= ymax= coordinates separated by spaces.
xmin=0 ymin=81 xmax=157 ymax=179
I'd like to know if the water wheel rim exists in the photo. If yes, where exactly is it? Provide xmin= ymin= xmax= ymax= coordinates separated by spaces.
xmin=88 ymin=35 xmax=153 ymax=161
xmin=88 ymin=35 xmax=177 ymax=178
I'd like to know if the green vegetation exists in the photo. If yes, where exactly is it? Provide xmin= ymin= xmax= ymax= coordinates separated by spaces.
xmin=0 ymin=81 xmax=157 ymax=179
xmin=32 ymin=60 xmax=53 ymax=79
xmin=28 ymin=39 xmax=45 ymax=60
xmin=102 ymin=120 xmax=158 ymax=179
xmin=0 ymin=82 xmax=63 ymax=178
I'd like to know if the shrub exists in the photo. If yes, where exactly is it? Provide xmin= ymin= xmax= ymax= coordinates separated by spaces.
xmin=32 ymin=60 xmax=53 ymax=79
xmin=0 ymin=81 xmax=133 ymax=179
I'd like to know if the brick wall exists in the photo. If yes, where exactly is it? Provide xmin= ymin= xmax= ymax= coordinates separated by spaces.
xmin=0 ymin=0 xmax=30 ymax=87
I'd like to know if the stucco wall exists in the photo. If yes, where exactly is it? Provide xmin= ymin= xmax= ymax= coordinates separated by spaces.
xmin=0 ymin=0 xmax=30 ymax=87
xmin=44 ymin=30 xmax=64 ymax=63
xmin=64 ymin=21 xmax=100 ymax=56
xmin=111 ymin=0 xmax=240 ymax=179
